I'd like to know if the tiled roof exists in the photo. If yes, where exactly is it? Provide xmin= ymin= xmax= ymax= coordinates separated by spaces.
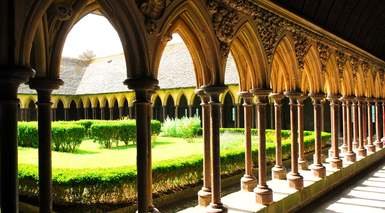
xmin=18 ymin=42 xmax=239 ymax=95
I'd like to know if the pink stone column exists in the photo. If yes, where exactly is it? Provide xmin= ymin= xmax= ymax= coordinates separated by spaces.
xmin=366 ymin=99 xmax=376 ymax=153
xmin=196 ymin=89 xmax=211 ymax=207
xmin=253 ymin=89 xmax=273 ymax=205
xmin=284 ymin=92 xmax=304 ymax=190
xmin=297 ymin=95 xmax=308 ymax=170
xmin=352 ymin=99 xmax=359 ymax=149
xmin=328 ymin=95 xmax=343 ymax=169
xmin=203 ymin=85 xmax=227 ymax=213
xmin=339 ymin=97 xmax=348 ymax=153
xmin=375 ymin=100 xmax=383 ymax=149
xmin=124 ymin=78 xmax=159 ymax=213
xmin=344 ymin=97 xmax=356 ymax=162
xmin=310 ymin=93 xmax=326 ymax=178
xmin=357 ymin=97 xmax=367 ymax=157
xmin=239 ymin=92 xmax=257 ymax=191
xmin=270 ymin=93 xmax=286 ymax=180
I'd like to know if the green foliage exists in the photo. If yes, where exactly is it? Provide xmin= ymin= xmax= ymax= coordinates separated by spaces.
xmin=18 ymin=122 xmax=39 ymax=148
xmin=90 ymin=120 xmax=161 ymax=148
xmin=51 ymin=123 xmax=86 ymax=152
xmin=160 ymin=116 xmax=201 ymax=139
xmin=18 ymin=122 xmax=86 ymax=153
xmin=219 ymin=128 xmax=291 ymax=138
xmin=18 ymin=130 xmax=331 ymax=206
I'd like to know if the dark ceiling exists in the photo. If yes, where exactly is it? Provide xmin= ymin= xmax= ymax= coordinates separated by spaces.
xmin=271 ymin=0 xmax=385 ymax=60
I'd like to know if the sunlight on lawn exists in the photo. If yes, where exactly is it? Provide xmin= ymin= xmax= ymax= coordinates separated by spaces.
xmin=18 ymin=133 xmax=278 ymax=169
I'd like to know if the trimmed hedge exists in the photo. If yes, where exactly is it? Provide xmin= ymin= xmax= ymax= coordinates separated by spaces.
xmin=90 ymin=120 xmax=161 ymax=148
xmin=18 ymin=130 xmax=331 ymax=207
xmin=18 ymin=122 xmax=86 ymax=153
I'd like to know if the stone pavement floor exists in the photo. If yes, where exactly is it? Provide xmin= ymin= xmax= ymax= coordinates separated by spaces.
xmin=300 ymin=159 xmax=385 ymax=213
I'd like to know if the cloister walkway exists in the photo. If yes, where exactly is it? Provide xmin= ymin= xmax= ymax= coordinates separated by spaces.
xmin=300 ymin=159 xmax=385 ymax=213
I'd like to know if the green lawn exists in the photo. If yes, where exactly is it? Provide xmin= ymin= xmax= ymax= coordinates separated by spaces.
xmin=18 ymin=133 xmax=270 ymax=169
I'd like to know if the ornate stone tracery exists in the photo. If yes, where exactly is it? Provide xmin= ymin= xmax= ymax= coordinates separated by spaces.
xmin=136 ymin=0 xmax=173 ymax=34
xmin=317 ymin=42 xmax=330 ymax=73
xmin=336 ymin=50 xmax=347 ymax=79
xmin=207 ymin=0 xmax=240 ymax=56
xmin=293 ymin=32 xmax=310 ymax=70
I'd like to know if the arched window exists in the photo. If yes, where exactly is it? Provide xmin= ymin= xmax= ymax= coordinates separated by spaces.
xmin=178 ymin=95 xmax=188 ymax=118
xmin=153 ymin=96 xmax=163 ymax=121
xmin=56 ymin=100 xmax=65 ymax=121
xmin=223 ymin=93 xmax=235 ymax=128
xmin=165 ymin=96 xmax=175 ymax=120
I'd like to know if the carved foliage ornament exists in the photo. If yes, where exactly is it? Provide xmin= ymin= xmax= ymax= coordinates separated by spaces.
xmin=254 ymin=8 xmax=289 ymax=63
xmin=136 ymin=0 xmax=173 ymax=34
xmin=55 ymin=3 xmax=73 ymax=21
xmin=207 ymin=0 xmax=240 ymax=56
xmin=350 ymin=56 xmax=359 ymax=79
xmin=317 ymin=42 xmax=330 ymax=73
xmin=336 ymin=50 xmax=346 ymax=79
xmin=293 ymin=32 xmax=309 ymax=70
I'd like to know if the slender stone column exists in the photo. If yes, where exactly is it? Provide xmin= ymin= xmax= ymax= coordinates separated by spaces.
xmin=270 ymin=93 xmax=286 ymax=179
xmin=357 ymin=98 xmax=367 ymax=157
xmin=109 ymin=108 xmax=114 ymax=120
xmin=162 ymin=105 xmax=167 ymax=121
xmin=352 ymin=100 xmax=359 ymax=149
xmin=52 ymin=108 xmax=56 ymax=121
xmin=297 ymin=95 xmax=308 ymax=170
xmin=239 ymin=92 xmax=257 ymax=191
xmin=30 ymin=79 xmax=62 ymax=213
xmin=188 ymin=105 xmax=193 ymax=117
xmin=375 ymin=100 xmax=383 ymax=149
xmin=362 ymin=102 xmax=368 ymax=146
xmin=203 ymin=85 xmax=227 ymax=212
xmin=285 ymin=92 xmax=304 ymax=190
xmin=253 ymin=89 xmax=273 ymax=205
xmin=64 ymin=108 xmax=69 ymax=121
xmin=379 ymin=99 xmax=385 ymax=145
xmin=328 ymin=95 xmax=343 ymax=169
xmin=175 ymin=106 xmax=179 ymax=118
xmin=309 ymin=93 xmax=326 ymax=178
xmin=196 ymin=89 xmax=211 ymax=206
xmin=366 ymin=99 xmax=376 ymax=153
xmin=84 ymin=107 xmax=89 ymax=119
xmin=0 ymin=67 xmax=34 ymax=212
xmin=236 ymin=104 xmax=241 ymax=128
xmin=92 ymin=107 xmax=97 ymax=119
xmin=124 ymin=78 xmax=159 ymax=213
xmin=339 ymin=98 xmax=348 ymax=153
xmin=344 ymin=97 xmax=356 ymax=162
xmin=118 ymin=107 xmax=124 ymax=119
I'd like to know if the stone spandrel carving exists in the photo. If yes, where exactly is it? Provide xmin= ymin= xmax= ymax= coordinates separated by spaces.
xmin=336 ymin=50 xmax=347 ymax=79
xmin=350 ymin=56 xmax=359 ymax=79
xmin=317 ymin=42 xmax=330 ymax=73
xmin=207 ymin=0 xmax=240 ymax=57
xmin=136 ymin=0 xmax=174 ymax=34
xmin=254 ymin=8 xmax=289 ymax=63
xmin=293 ymin=32 xmax=309 ymax=71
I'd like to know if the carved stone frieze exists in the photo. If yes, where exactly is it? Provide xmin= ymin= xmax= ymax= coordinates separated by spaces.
xmin=350 ymin=56 xmax=359 ymax=79
xmin=207 ymin=0 xmax=240 ymax=56
xmin=55 ymin=3 xmax=73 ymax=21
xmin=136 ymin=0 xmax=173 ymax=34
xmin=253 ymin=8 xmax=289 ymax=63
xmin=336 ymin=50 xmax=346 ymax=79
xmin=293 ymin=32 xmax=309 ymax=70
xmin=317 ymin=42 xmax=330 ymax=73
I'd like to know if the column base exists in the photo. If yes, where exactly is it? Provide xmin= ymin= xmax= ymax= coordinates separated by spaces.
xmin=329 ymin=158 xmax=343 ymax=169
xmin=240 ymin=175 xmax=257 ymax=192
xmin=271 ymin=165 xmax=286 ymax=180
xmin=339 ymin=145 xmax=348 ymax=154
xmin=344 ymin=151 xmax=356 ymax=162
xmin=298 ymin=159 xmax=308 ymax=170
xmin=366 ymin=144 xmax=376 ymax=153
xmin=206 ymin=203 xmax=227 ymax=213
xmin=357 ymin=148 xmax=367 ymax=157
xmin=311 ymin=163 xmax=326 ymax=178
xmin=287 ymin=172 xmax=303 ymax=190
xmin=254 ymin=185 xmax=273 ymax=205
xmin=375 ymin=140 xmax=383 ymax=149
xmin=353 ymin=142 xmax=359 ymax=149
xmin=381 ymin=137 xmax=385 ymax=145
xmin=198 ymin=188 xmax=212 ymax=207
